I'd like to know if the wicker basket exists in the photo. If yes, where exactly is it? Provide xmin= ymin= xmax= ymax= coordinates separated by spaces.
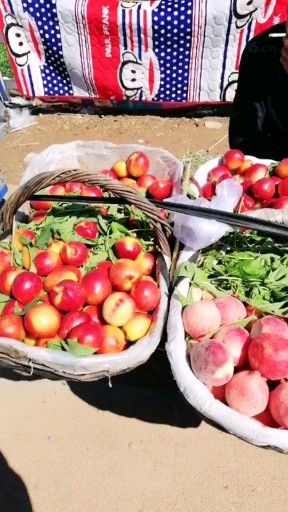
xmin=0 ymin=169 xmax=172 ymax=381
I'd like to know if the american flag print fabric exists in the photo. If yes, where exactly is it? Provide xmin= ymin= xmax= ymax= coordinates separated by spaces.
xmin=0 ymin=0 xmax=286 ymax=104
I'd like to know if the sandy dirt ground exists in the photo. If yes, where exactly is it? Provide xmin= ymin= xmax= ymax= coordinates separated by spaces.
xmin=1 ymin=113 xmax=288 ymax=512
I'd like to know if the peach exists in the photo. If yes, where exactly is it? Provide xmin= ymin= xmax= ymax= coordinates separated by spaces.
xmin=135 ymin=252 xmax=155 ymax=276
xmin=208 ymin=165 xmax=230 ymax=183
xmin=48 ymin=240 xmax=65 ymax=254
xmin=80 ymin=186 xmax=104 ymax=198
xmin=34 ymin=250 xmax=63 ymax=276
xmin=23 ymin=336 xmax=37 ymax=347
xmin=214 ymin=296 xmax=246 ymax=325
xmin=102 ymin=292 xmax=136 ymax=327
xmin=236 ymin=159 xmax=253 ymax=175
xmin=0 ymin=250 xmax=12 ymax=271
xmin=109 ymin=259 xmax=142 ymax=292
xmin=214 ymin=326 xmax=251 ymax=367
xmin=2 ymin=299 xmax=24 ymax=315
xmin=0 ymin=266 xmax=24 ymax=296
xmin=245 ymin=163 xmax=268 ymax=183
xmin=222 ymin=149 xmax=245 ymax=171
xmin=182 ymin=300 xmax=221 ymax=339
xmin=250 ymin=315 xmax=288 ymax=339
xmin=137 ymin=174 xmax=157 ymax=190
xmin=120 ymin=178 xmax=139 ymax=189
xmin=68 ymin=322 xmax=103 ymax=349
xmin=148 ymin=179 xmax=172 ymax=200
xmin=44 ymin=266 xmax=81 ymax=292
xmin=126 ymin=151 xmax=149 ymax=178
xmin=74 ymin=220 xmax=99 ymax=240
xmin=248 ymin=334 xmax=288 ymax=380
xmin=208 ymin=384 xmax=227 ymax=403
xmin=190 ymin=340 xmax=234 ymax=386
xmin=30 ymin=200 xmax=52 ymax=211
xmin=275 ymin=158 xmax=288 ymax=179
xmin=49 ymin=280 xmax=86 ymax=312
xmin=65 ymin=182 xmax=84 ymax=193
xmin=130 ymin=280 xmax=160 ymax=312
xmin=111 ymin=159 xmax=129 ymax=178
xmin=269 ymin=382 xmax=288 ymax=428
xmin=80 ymin=269 xmax=112 ymax=306
xmin=59 ymin=311 xmax=91 ymax=340
xmin=202 ymin=182 xmax=215 ymax=200
xmin=13 ymin=229 xmax=36 ymax=252
xmin=82 ymin=305 xmax=105 ymax=325
xmin=253 ymin=408 xmax=279 ymax=428
xmin=98 ymin=325 xmax=127 ymax=354
xmin=122 ymin=312 xmax=152 ymax=342
xmin=30 ymin=211 xmax=48 ymax=223
xmin=60 ymin=242 xmax=89 ymax=267
xmin=48 ymin=184 xmax=66 ymax=196
xmin=225 ymin=370 xmax=269 ymax=417
xmin=22 ymin=246 xmax=41 ymax=271
xmin=114 ymin=236 xmax=142 ymax=260
xmin=24 ymin=303 xmax=61 ymax=338
xmin=101 ymin=170 xmax=118 ymax=180
xmin=11 ymin=271 xmax=43 ymax=306
xmin=0 ymin=313 xmax=25 ymax=341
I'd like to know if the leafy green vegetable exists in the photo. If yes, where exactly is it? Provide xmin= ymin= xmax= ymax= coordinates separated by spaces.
xmin=176 ymin=231 xmax=288 ymax=318
xmin=11 ymin=242 xmax=22 ymax=267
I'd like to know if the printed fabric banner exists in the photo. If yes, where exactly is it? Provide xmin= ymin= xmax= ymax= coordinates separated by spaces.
xmin=0 ymin=0 xmax=286 ymax=104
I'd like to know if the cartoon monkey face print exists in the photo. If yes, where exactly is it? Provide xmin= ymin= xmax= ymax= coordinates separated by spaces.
xmin=4 ymin=14 xmax=31 ymax=67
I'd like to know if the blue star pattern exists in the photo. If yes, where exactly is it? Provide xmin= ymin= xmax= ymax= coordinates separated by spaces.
xmin=152 ymin=0 xmax=193 ymax=102
xmin=22 ymin=0 xmax=73 ymax=96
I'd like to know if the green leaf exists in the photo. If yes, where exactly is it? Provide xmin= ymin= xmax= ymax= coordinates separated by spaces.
xmin=0 ymin=293 xmax=10 ymax=304
xmin=108 ymin=205 xmax=118 ymax=217
xmin=47 ymin=341 xmax=62 ymax=351
xmin=111 ymin=222 xmax=130 ymax=235
xmin=85 ymin=251 xmax=108 ymax=270
xmin=19 ymin=234 xmax=34 ymax=246
xmin=18 ymin=297 xmax=46 ymax=317
xmin=177 ymin=291 xmax=190 ymax=308
xmin=11 ymin=242 xmax=23 ymax=267
xmin=36 ymin=224 xmax=53 ymax=249
xmin=97 ymin=215 xmax=108 ymax=234
xmin=28 ymin=246 xmax=38 ymax=273
xmin=0 ymin=242 xmax=11 ymax=250
xmin=61 ymin=339 xmax=98 ymax=357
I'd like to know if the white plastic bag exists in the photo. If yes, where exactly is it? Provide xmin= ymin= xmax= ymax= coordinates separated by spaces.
xmin=0 ymin=141 xmax=183 ymax=381
xmin=168 ymin=179 xmax=243 ymax=251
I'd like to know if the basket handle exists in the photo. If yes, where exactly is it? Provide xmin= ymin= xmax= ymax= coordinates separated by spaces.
xmin=0 ymin=169 xmax=172 ymax=258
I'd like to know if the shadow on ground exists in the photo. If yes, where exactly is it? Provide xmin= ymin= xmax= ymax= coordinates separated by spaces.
xmin=69 ymin=349 xmax=202 ymax=429
xmin=0 ymin=452 xmax=33 ymax=512
xmin=0 ymin=350 xmax=202 ymax=429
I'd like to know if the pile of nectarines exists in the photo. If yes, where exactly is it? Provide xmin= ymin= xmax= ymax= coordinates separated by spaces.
xmin=29 ymin=151 xmax=173 ymax=218
xmin=182 ymin=293 xmax=288 ymax=430
xmin=0 ymin=159 xmax=168 ymax=355
xmin=191 ymin=149 xmax=288 ymax=213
